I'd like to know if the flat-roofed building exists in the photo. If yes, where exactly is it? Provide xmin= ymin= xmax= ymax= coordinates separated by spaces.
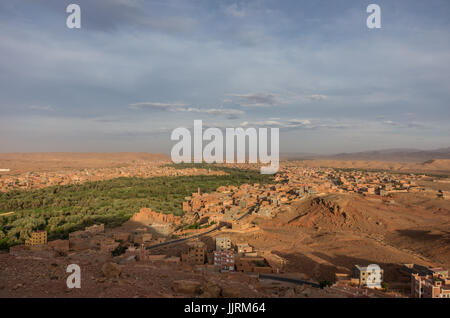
xmin=236 ymin=243 xmax=253 ymax=254
xmin=214 ymin=250 xmax=235 ymax=271
xmin=353 ymin=264 xmax=383 ymax=289
xmin=215 ymin=237 xmax=231 ymax=251
xmin=25 ymin=230 xmax=47 ymax=246
xmin=181 ymin=241 xmax=206 ymax=265
xmin=412 ymin=272 xmax=450 ymax=298
xmin=235 ymin=256 xmax=273 ymax=273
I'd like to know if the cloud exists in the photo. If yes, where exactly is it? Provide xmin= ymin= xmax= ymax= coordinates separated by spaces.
xmin=223 ymin=3 xmax=245 ymax=18
xmin=1 ymin=1 xmax=449 ymax=152
xmin=128 ymin=102 xmax=187 ymax=110
xmin=238 ymin=118 xmax=360 ymax=131
xmin=406 ymin=121 xmax=427 ymax=129
xmin=382 ymin=119 xmax=428 ymax=129
xmin=227 ymin=93 xmax=281 ymax=107
xmin=307 ymin=94 xmax=328 ymax=101
xmin=240 ymin=119 xmax=311 ymax=129
xmin=383 ymin=120 xmax=397 ymax=126
xmin=288 ymin=119 xmax=312 ymax=126
xmin=181 ymin=107 xmax=244 ymax=119
xmin=128 ymin=102 xmax=244 ymax=119
xmin=227 ymin=93 xmax=329 ymax=107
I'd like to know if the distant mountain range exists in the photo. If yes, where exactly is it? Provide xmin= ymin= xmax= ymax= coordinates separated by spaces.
xmin=281 ymin=147 xmax=450 ymax=162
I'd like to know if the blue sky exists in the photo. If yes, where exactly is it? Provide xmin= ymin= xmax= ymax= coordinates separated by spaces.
xmin=0 ymin=0 xmax=449 ymax=154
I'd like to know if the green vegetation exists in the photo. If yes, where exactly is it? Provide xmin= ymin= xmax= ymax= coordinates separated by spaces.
xmin=0 ymin=165 xmax=274 ymax=249
xmin=183 ymin=220 xmax=216 ymax=230
xmin=184 ymin=222 xmax=201 ymax=230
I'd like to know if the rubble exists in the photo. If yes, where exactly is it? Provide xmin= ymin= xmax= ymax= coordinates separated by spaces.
xmin=171 ymin=280 xmax=202 ymax=295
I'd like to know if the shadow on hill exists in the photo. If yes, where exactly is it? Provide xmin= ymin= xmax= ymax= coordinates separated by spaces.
xmin=271 ymin=250 xmax=410 ymax=284
xmin=394 ymin=229 xmax=450 ymax=244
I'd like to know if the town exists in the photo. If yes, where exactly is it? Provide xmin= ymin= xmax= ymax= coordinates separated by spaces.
xmin=0 ymin=161 xmax=226 ymax=192
xmin=1 ymin=159 xmax=449 ymax=298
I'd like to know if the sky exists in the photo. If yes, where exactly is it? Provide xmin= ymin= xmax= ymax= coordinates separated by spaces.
xmin=0 ymin=0 xmax=449 ymax=154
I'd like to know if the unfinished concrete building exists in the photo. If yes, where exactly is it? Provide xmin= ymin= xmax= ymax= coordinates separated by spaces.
xmin=353 ymin=264 xmax=384 ymax=289
xmin=25 ymin=231 xmax=47 ymax=246
xmin=214 ymin=250 xmax=235 ymax=271
xmin=215 ymin=237 xmax=231 ymax=251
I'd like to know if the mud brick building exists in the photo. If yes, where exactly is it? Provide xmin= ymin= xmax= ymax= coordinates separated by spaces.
xmin=181 ymin=241 xmax=206 ymax=265
xmin=411 ymin=268 xmax=450 ymax=298
xmin=114 ymin=232 xmax=130 ymax=242
xmin=236 ymin=243 xmax=253 ymax=254
xmin=100 ymin=238 xmax=119 ymax=253
xmin=133 ymin=233 xmax=153 ymax=244
xmin=235 ymin=256 xmax=273 ymax=274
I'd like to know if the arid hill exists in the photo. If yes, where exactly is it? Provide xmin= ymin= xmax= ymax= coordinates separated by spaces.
xmin=295 ymin=159 xmax=450 ymax=175
xmin=327 ymin=147 xmax=450 ymax=162
xmin=226 ymin=192 xmax=450 ymax=283
xmin=283 ymin=147 xmax=450 ymax=163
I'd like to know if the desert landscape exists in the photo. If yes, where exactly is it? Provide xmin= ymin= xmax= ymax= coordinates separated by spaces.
xmin=1 ymin=152 xmax=449 ymax=298
xmin=1 ymin=0 xmax=449 ymax=307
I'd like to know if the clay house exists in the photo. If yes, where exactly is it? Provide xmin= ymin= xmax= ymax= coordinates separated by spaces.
xmin=255 ymin=206 xmax=273 ymax=218
xmin=133 ymin=233 xmax=153 ymax=245
xmin=181 ymin=241 xmax=206 ymax=265
xmin=182 ymin=201 xmax=192 ymax=213
xmin=235 ymin=256 xmax=273 ymax=274
xmin=411 ymin=271 xmax=450 ymax=298
xmin=100 ymin=238 xmax=119 ymax=253
xmin=114 ymin=232 xmax=130 ymax=243
xmin=236 ymin=243 xmax=253 ymax=255
xmin=401 ymin=264 xmax=441 ymax=277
